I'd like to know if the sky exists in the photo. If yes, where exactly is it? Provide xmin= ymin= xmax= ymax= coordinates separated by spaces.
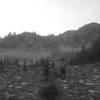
xmin=0 ymin=0 xmax=100 ymax=37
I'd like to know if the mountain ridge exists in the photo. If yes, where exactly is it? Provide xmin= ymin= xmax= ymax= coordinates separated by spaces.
xmin=0 ymin=22 xmax=100 ymax=59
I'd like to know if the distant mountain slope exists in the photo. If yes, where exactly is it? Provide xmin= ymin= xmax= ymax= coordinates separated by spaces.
xmin=0 ymin=22 xmax=100 ymax=59
xmin=57 ymin=23 xmax=100 ymax=47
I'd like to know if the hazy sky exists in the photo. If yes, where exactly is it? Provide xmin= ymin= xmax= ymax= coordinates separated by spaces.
xmin=0 ymin=0 xmax=100 ymax=37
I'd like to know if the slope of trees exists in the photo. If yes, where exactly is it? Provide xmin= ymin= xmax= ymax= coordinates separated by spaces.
xmin=68 ymin=36 xmax=100 ymax=65
xmin=0 ymin=22 xmax=100 ymax=50
xmin=0 ymin=22 xmax=100 ymax=62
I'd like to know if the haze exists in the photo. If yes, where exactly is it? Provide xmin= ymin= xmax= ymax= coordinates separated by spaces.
xmin=0 ymin=0 xmax=100 ymax=37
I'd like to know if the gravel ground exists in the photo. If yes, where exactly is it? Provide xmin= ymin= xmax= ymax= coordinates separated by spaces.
xmin=0 ymin=63 xmax=100 ymax=100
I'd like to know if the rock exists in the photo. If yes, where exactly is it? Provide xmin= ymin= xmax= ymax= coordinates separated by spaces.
xmin=20 ymin=82 xmax=28 ymax=85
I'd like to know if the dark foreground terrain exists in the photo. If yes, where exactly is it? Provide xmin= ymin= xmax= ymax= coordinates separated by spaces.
xmin=0 ymin=58 xmax=100 ymax=100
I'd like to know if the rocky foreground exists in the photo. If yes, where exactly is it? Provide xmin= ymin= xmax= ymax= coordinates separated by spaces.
xmin=0 ymin=63 xmax=100 ymax=100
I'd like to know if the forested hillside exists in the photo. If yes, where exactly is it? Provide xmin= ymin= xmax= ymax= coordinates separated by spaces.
xmin=0 ymin=22 xmax=100 ymax=62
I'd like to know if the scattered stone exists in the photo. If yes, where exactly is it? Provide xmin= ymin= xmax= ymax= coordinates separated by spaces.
xmin=85 ymin=82 xmax=94 ymax=85
xmin=5 ymin=92 xmax=16 ymax=97
xmin=14 ymin=76 xmax=22 ymax=80
xmin=79 ymin=79 xmax=84 ymax=83
xmin=15 ymin=86 xmax=22 ymax=89
xmin=20 ymin=82 xmax=28 ymax=85
xmin=73 ymin=66 xmax=78 ymax=68
xmin=94 ymin=69 xmax=98 ymax=72
xmin=8 ymin=84 xmax=14 ymax=88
